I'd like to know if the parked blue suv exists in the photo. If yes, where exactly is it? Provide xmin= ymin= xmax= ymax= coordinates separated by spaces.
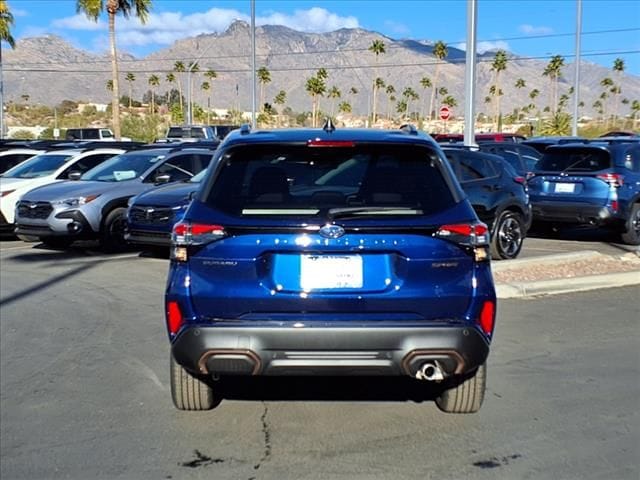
xmin=165 ymin=124 xmax=497 ymax=413
xmin=529 ymin=140 xmax=640 ymax=244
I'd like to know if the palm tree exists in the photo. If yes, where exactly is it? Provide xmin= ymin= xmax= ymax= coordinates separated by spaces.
xmin=106 ymin=79 xmax=113 ymax=92
xmin=442 ymin=95 xmax=457 ymax=109
xmin=402 ymin=87 xmax=418 ymax=121
xmin=257 ymin=66 xmax=271 ymax=112
xmin=429 ymin=40 xmax=448 ymax=121
xmin=515 ymin=78 xmax=526 ymax=89
xmin=338 ymin=101 xmax=352 ymax=114
xmin=77 ymin=0 xmax=151 ymax=139
xmin=0 ymin=0 xmax=16 ymax=139
xmin=373 ymin=78 xmax=385 ymax=123
xmin=173 ymin=61 xmax=185 ymax=114
xmin=125 ymin=72 xmax=135 ymax=108
xmin=187 ymin=61 xmax=199 ymax=117
xmin=631 ymin=99 xmax=640 ymax=125
xmin=305 ymin=71 xmax=326 ymax=127
xmin=612 ymin=58 xmax=625 ymax=125
xmin=419 ymin=76 xmax=432 ymax=120
xmin=200 ymin=81 xmax=210 ymax=122
xmin=385 ymin=84 xmax=396 ymax=120
xmin=542 ymin=55 xmax=565 ymax=114
xmin=600 ymin=77 xmax=614 ymax=125
xmin=490 ymin=50 xmax=508 ymax=131
xmin=165 ymin=72 xmax=176 ymax=105
xmin=274 ymin=90 xmax=286 ymax=127
xmin=148 ymin=74 xmax=159 ymax=113
xmin=327 ymin=85 xmax=341 ymax=118
xmin=368 ymin=39 xmax=386 ymax=123
xmin=204 ymin=69 xmax=217 ymax=113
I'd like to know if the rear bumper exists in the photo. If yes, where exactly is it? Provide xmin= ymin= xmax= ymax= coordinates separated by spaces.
xmin=125 ymin=228 xmax=171 ymax=246
xmin=171 ymin=323 xmax=490 ymax=379
xmin=531 ymin=200 xmax=620 ymax=225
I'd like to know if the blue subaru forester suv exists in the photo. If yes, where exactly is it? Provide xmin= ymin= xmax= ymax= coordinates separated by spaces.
xmin=165 ymin=123 xmax=497 ymax=413
xmin=529 ymin=139 xmax=640 ymax=244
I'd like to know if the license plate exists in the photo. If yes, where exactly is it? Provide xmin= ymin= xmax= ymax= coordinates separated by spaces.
xmin=555 ymin=182 xmax=575 ymax=193
xmin=300 ymin=255 xmax=363 ymax=289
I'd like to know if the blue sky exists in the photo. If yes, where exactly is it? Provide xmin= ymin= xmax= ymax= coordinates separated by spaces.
xmin=6 ymin=0 xmax=640 ymax=74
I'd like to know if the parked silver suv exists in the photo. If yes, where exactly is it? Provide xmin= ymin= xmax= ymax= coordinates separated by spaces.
xmin=14 ymin=147 xmax=216 ymax=251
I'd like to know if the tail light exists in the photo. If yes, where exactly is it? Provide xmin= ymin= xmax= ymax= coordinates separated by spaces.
xmin=171 ymin=222 xmax=225 ymax=262
xmin=610 ymin=200 xmax=619 ymax=213
xmin=597 ymin=173 xmax=624 ymax=187
xmin=166 ymin=300 xmax=184 ymax=336
xmin=513 ymin=176 xmax=526 ymax=185
xmin=478 ymin=300 xmax=496 ymax=336
xmin=435 ymin=222 xmax=490 ymax=262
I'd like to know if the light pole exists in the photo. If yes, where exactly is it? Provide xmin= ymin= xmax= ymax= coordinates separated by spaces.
xmin=463 ymin=0 xmax=478 ymax=146
xmin=186 ymin=40 xmax=216 ymax=125
xmin=571 ymin=0 xmax=582 ymax=136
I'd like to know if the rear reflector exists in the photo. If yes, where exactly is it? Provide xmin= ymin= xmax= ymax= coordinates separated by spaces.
xmin=167 ymin=301 xmax=183 ymax=336
xmin=478 ymin=300 xmax=496 ymax=336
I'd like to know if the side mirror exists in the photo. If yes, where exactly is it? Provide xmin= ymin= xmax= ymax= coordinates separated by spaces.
xmin=155 ymin=174 xmax=171 ymax=184
xmin=68 ymin=171 xmax=82 ymax=181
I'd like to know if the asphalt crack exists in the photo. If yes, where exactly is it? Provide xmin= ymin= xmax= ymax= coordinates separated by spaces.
xmin=253 ymin=401 xmax=272 ymax=472
xmin=180 ymin=449 xmax=225 ymax=468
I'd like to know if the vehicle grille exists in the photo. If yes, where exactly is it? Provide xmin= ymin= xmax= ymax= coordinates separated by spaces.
xmin=17 ymin=201 xmax=53 ymax=220
xmin=129 ymin=206 xmax=175 ymax=225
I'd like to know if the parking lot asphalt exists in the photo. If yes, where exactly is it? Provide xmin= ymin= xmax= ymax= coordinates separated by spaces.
xmin=0 ymin=243 xmax=638 ymax=480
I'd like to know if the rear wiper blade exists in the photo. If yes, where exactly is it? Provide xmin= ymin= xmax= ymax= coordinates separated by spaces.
xmin=327 ymin=206 xmax=422 ymax=219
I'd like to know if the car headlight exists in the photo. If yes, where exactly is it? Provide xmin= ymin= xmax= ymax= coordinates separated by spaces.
xmin=54 ymin=194 xmax=101 ymax=207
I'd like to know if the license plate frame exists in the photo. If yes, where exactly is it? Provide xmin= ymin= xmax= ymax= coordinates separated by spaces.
xmin=554 ymin=182 xmax=576 ymax=193
xmin=300 ymin=255 xmax=363 ymax=290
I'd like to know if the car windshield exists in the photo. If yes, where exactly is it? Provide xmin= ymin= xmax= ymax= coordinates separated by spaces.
xmin=1 ymin=153 xmax=73 ymax=178
xmin=81 ymin=151 xmax=167 ymax=182
xmin=205 ymin=144 xmax=454 ymax=218
xmin=536 ymin=148 xmax=612 ymax=172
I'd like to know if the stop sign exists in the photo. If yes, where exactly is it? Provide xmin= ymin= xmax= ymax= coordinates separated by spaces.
xmin=439 ymin=105 xmax=451 ymax=121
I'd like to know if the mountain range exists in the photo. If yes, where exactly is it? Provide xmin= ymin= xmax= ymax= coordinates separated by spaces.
xmin=3 ymin=20 xmax=640 ymax=119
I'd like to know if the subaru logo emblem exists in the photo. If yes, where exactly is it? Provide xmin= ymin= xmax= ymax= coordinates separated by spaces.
xmin=29 ymin=203 xmax=37 ymax=209
xmin=145 ymin=207 xmax=155 ymax=219
xmin=319 ymin=224 xmax=345 ymax=239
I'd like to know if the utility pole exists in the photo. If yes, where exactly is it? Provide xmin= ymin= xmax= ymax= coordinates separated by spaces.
xmin=571 ymin=0 xmax=582 ymax=136
xmin=463 ymin=0 xmax=478 ymax=146
xmin=251 ymin=0 xmax=257 ymax=129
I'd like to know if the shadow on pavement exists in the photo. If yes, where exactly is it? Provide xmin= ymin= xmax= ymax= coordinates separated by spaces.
xmin=211 ymin=376 xmax=443 ymax=404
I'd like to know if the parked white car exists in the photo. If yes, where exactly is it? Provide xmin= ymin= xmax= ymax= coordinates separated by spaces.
xmin=0 ymin=148 xmax=42 ymax=175
xmin=0 ymin=148 xmax=125 ymax=234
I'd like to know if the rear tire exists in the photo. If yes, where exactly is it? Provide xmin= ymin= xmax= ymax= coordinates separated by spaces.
xmin=490 ymin=211 xmax=525 ymax=260
xmin=620 ymin=203 xmax=640 ymax=245
xmin=170 ymin=354 xmax=216 ymax=411
xmin=100 ymin=207 xmax=128 ymax=253
xmin=435 ymin=363 xmax=486 ymax=414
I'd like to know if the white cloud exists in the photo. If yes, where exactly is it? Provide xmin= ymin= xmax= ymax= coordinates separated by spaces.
xmin=519 ymin=24 xmax=553 ymax=35
xmin=477 ymin=41 xmax=510 ymax=54
xmin=258 ymin=7 xmax=359 ymax=32
xmin=52 ymin=14 xmax=106 ymax=31
xmin=10 ymin=7 xmax=28 ymax=17
xmin=50 ymin=7 xmax=360 ymax=49
xmin=384 ymin=20 xmax=410 ymax=36
xmin=456 ymin=40 xmax=511 ymax=53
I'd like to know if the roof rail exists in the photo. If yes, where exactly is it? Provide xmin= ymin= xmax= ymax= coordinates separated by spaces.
xmin=240 ymin=124 xmax=251 ymax=135
xmin=399 ymin=124 xmax=418 ymax=135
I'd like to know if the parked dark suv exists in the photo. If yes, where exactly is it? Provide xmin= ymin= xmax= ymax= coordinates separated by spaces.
xmin=529 ymin=140 xmax=640 ymax=244
xmin=165 ymin=123 xmax=497 ymax=413
xmin=441 ymin=147 xmax=532 ymax=259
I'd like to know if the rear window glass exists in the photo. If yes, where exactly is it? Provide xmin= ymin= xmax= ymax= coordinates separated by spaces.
xmin=205 ymin=144 xmax=455 ymax=218
xmin=536 ymin=148 xmax=612 ymax=172
xmin=81 ymin=151 xmax=168 ymax=182
xmin=2 ymin=153 xmax=73 ymax=178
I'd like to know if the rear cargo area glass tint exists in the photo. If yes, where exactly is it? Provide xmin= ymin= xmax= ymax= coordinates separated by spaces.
xmin=537 ymin=148 xmax=612 ymax=172
xmin=205 ymin=144 xmax=455 ymax=217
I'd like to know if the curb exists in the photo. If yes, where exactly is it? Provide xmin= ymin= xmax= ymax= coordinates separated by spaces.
xmin=496 ymin=270 xmax=640 ymax=299
xmin=491 ymin=250 xmax=604 ymax=273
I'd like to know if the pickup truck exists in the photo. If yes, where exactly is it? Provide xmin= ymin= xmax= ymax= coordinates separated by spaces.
xmin=165 ymin=125 xmax=218 ymax=142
